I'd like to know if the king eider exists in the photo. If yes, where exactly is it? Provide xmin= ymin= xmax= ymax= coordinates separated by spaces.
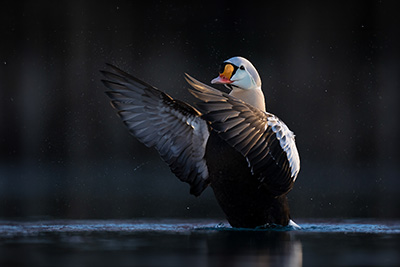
xmin=101 ymin=56 xmax=300 ymax=228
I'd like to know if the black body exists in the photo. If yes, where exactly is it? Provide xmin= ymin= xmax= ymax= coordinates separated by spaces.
xmin=206 ymin=131 xmax=290 ymax=228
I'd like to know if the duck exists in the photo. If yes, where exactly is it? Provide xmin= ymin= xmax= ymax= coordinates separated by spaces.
xmin=101 ymin=56 xmax=300 ymax=228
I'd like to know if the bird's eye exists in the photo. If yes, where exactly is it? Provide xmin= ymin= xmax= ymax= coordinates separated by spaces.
xmin=239 ymin=65 xmax=245 ymax=70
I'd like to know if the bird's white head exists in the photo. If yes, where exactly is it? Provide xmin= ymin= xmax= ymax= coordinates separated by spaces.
xmin=211 ymin=56 xmax=261 ymax=90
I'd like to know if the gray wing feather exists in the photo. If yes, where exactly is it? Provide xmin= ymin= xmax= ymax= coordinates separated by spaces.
xmin=185 ymin=74 xmax=300 ymax=196
xmin=101 ymin=65 xmax=210 ymax=196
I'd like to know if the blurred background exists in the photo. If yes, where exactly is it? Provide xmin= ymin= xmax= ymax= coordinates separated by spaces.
xmin=1 ymin=1 xmax=399 ymax=220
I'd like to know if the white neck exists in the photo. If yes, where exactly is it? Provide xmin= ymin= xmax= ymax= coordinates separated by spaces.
xmin=229 ymin=88 xmax=266 ymax=112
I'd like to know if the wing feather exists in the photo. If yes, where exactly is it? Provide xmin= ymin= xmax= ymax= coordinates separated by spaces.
xmin=101 ymin=65 xmax=210 ymax=196
xmin=185 ymin=74 xmax=300 ymax=196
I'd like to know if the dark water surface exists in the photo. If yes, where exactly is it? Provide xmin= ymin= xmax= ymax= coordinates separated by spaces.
xmin=0 ymin=219 xmax=399 ymax=266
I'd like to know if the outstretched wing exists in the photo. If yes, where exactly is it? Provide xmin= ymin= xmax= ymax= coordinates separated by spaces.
xmin=101 ymin=65 xmax=210 ymax=196
xmin=185 ymin=74 xmax=300 ymax=196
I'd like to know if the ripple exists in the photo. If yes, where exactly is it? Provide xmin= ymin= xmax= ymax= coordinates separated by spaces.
xmin=0 ymin=219 xmax=399 ymax=237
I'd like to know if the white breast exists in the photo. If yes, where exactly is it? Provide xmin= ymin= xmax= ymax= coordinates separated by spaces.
xmin=229 ymin=88 xmax=266 ymax=112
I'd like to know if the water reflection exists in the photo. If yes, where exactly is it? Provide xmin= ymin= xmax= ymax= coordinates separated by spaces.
xmin=202 ymin=231 xmax=302 ymax=267
xmin=2 ymin=220 xmax=399 ymax=266
xmin=0 ymin=220 xmax=306 ymax=267
xmin=0 ymin=229 xmax=303 ymax=267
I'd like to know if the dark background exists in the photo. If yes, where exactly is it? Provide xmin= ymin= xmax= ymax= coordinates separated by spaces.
xmin=1 ymin=1 xmax=399 ymax=220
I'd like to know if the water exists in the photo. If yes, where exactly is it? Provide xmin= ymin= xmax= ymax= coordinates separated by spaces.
xmin=0 ymin=219 xmax=399 ymax=266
